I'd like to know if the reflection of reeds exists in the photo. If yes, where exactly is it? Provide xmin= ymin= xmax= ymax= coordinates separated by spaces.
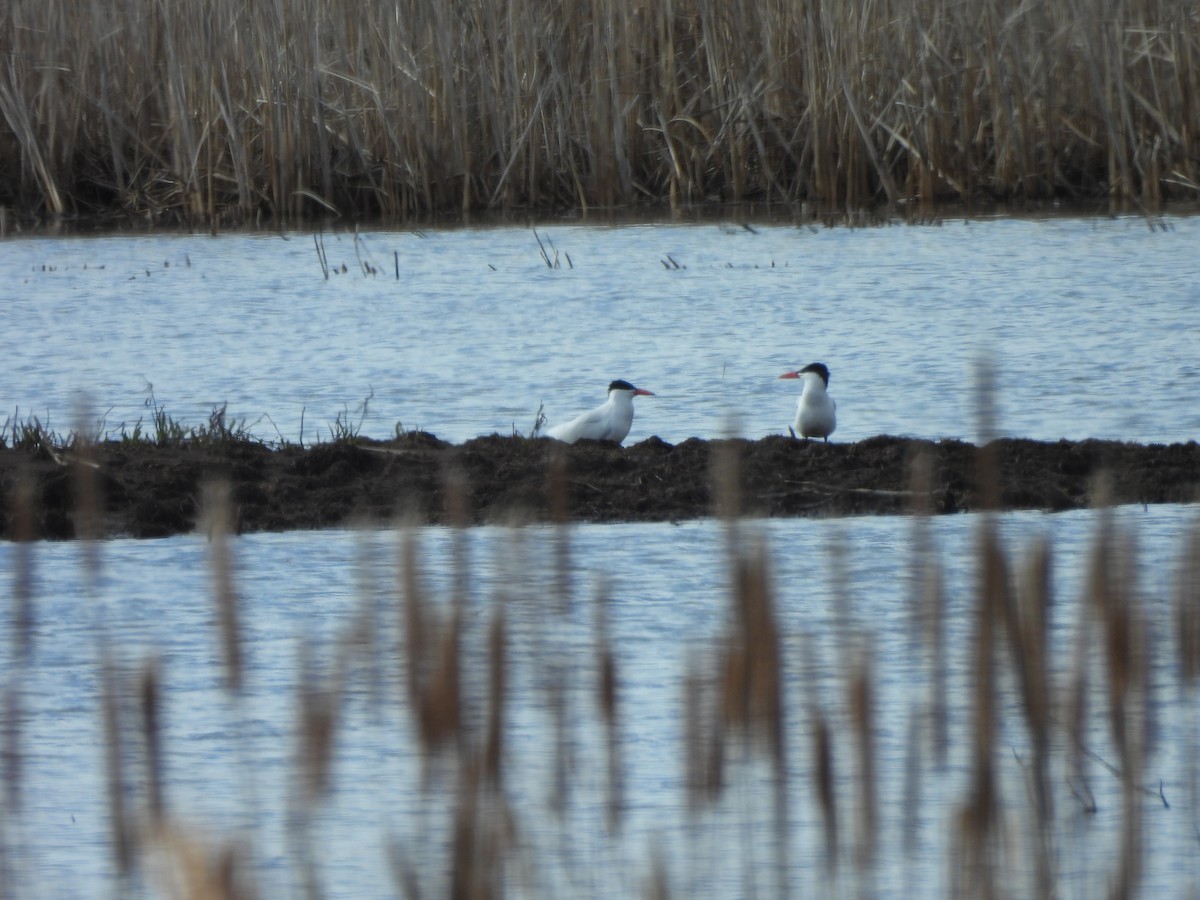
xmin=593 ymin=579 xmax=622 ymax=833
xmin=400 ymin=525 xmax=461 ymax=759
xmin=1008 ymin=535 xmax=1053 ymax=894
xmin=8 ymin=474 xmax=34 ymax=661
xmin=1176 ymin=518 xmax=1200 ymax=850
xmin=139 ymin=658 xmax=164 ymax=825
xmin=202 ymin=480 xmax=244 ymax=695
xmin=1177 ymin=521 xmax=1200 ymax=685
xmin=812 ymin=709 xmax=839 ymax=872
xmin=1087 ymin=488 xmax=1151 ymax=900
xmin=5 ymin=403 xmax=1199 ymax=897
xmin=100 ymin=646 xmax=134 ymax=877
xmin=5 ymin=472 xmax=33 ymax=828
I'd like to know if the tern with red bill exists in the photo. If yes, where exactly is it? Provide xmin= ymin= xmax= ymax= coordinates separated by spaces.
xmin=779 ymin=362 xmax=836 ymax=441
xmin=545 ymin=379 xmax=655 ymax=445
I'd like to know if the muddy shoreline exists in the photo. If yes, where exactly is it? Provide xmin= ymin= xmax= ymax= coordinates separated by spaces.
xmin=2 ymin=434 xmax=1197 ymax=541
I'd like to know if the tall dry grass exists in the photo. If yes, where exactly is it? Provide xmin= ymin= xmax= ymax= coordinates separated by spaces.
xmin=1 ymin=0 xmax=1198 ymax=227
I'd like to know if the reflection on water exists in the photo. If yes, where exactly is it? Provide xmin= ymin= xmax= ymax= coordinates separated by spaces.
xmin=3 ymin=217 xmax=1199 ymax=446
xmin=2 ymin=504 xmax=1198 ymax=897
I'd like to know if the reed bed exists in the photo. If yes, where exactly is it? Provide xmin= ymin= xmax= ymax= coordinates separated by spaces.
xmin=2 ymin=424 xmax=1199 ymax=897
xmin=2 ymin=0 xmax=1199 ymax=227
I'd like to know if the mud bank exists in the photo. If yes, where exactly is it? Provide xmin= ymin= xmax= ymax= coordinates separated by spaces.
xmin=2 ymin=434 xmax=1197 ymax=540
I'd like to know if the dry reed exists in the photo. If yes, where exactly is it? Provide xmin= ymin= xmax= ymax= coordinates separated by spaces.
xmin=907 ymin=449 xmax=948 ymax=767
xmin=202 ymin=479 xmax=244 ymax=695
xmin=1176 ymin=518 xmax=1200 ymax=855
xmin=3 ymin=0 xmax=1197 ymax=227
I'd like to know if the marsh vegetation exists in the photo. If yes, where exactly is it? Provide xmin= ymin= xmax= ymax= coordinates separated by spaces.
xmin=2 ymin=0 xmax=1199 ymax=227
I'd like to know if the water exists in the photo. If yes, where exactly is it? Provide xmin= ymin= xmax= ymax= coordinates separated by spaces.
xmin=2 ymin=506 xmax=1199 ymax=897
xmin=3 ymin=217 xmax=1199 ymax=896
xmin=3 ymin=217 xmax=1198 ymax=445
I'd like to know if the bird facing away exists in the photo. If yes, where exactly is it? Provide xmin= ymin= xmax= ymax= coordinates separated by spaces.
xmin=545 ymin=379 xmax=655 ymax=445
xmin=779 ymin=362 xmax=836 ymax=441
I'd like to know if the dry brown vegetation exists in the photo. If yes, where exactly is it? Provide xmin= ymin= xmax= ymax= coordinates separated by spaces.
xmin=2 ymin=0 xmax=1199 ymax=228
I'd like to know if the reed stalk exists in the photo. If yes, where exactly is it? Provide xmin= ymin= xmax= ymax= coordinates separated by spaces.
xmin=907 ymin=450 xmax=948 ymax=766
xmin=593 ymin=579 xmax=623 ymax=833
xmin=1007 ymin=537 xmax=1054 ymax=895
xmin=1176 ymin=518 xmax=1200 ymax=861
xmin=3 ymin=0 xmax=1197 ymax=227
xmin=6 ymin=388 xmax=1200 ymax=896
xmin=202 ymin=479 xmax=243 ymax=695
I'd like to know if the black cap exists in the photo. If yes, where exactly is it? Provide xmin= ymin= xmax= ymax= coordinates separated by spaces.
xmin=799 ymin=363 xmax=830 ymax=387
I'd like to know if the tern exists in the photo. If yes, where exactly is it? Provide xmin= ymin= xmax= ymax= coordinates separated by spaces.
xmin=780 ymin=362 xmax=836 ymax=441
xmin=545 ymin=379 xmax=655 ymax=445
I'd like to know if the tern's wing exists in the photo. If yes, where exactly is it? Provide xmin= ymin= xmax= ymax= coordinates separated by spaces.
xmin=546 ymin=404 xmax=608 ymax=442
xmin=544 ymin=416 xmax=576 ymax=441
xmin=567 ymin=405 xmax=610 ymax=439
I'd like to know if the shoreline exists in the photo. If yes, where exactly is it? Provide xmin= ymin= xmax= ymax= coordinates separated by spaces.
xmin=2 ymin=433 xmax=1197 ymax=541
xmin=5 ymin=201 xmax=1200 ymax=239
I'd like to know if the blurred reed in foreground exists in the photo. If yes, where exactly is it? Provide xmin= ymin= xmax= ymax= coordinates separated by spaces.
xmin=1 ymin=430 xmax=1198 ymax=897
xmin=1 ymin=0 xmax=1198 ymax=227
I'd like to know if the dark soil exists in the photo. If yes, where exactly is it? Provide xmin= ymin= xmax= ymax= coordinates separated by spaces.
xmin=2 ymin=434 xmax=1198 ymax=541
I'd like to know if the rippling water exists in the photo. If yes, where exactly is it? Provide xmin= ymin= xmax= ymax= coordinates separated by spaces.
xmin=2 ymin=505 xmax=1200 ymax=897
xmin=3 ymin=217 xmax=1199 ymax=896
xmin=3 ymin=216 xmax=1199 ymax=445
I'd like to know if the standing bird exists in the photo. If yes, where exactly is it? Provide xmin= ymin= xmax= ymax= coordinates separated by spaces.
xmin=545 ymin=379 xmax=655 ymax=445
xmin=779 ymin=362 xmax=837 ymax=441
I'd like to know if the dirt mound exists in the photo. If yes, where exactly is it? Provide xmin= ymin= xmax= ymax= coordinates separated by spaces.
xmin=2 ymin=434 xmax=1198 ymax=540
